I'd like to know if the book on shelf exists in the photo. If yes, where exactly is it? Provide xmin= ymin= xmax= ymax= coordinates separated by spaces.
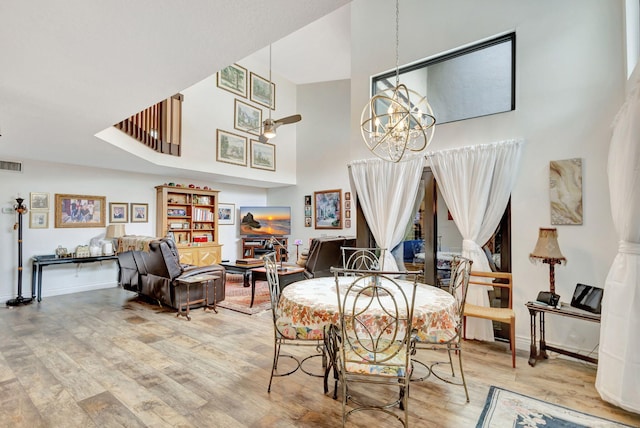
xmin=236 ymin=258 xmax=263 ymax=265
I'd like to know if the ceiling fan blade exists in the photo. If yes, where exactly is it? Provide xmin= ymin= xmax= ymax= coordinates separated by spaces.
xmin=274 ymin=114 xmax=302 ymax=126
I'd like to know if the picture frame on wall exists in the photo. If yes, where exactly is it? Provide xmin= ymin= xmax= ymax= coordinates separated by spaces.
xmin=217 ymin=63 xmax=248 ymax=98
xmin=234 ymin=99 xmax=261 ymax=135
xmin=109 ymin=202 xmax=128 ymax=223
xmin=30 ymin=192 xmax=49 ymax=210
xmin=216 ymin=129 xmax=247 ymax=166
xmin=250 ymin=72 xmax=275 ymax=109
xmin=54 ymin=194 xmax=106 ymax=228
xmin=130 ymin=203 xmax=149 ymax=223
xmin=218 ymin=203 xmax=235 ymax=225
xmin=314 ymin=189 xmax=342 ymax=229
xmin=345 ymin=219 xmax=351 ymax=229
xmin=250 ymin=140 xmax=275 ymax=171
xmin=30 ymin=211 xmax=48 ymax=229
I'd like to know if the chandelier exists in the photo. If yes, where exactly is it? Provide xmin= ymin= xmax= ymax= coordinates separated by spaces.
xmin=361 ymin=0 xmax=436 ymax=163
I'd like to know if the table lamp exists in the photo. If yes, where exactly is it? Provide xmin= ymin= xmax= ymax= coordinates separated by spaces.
xmin=105 ymin=224 xmax=126 ymax=255
xmin=529 ymin=227 xmax=566 ymax=294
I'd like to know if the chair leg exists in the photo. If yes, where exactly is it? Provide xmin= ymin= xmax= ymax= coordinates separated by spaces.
xmin=457 ymin=346 xmax=470 ymax=403
xmin=463 ymin=315 xmax=467 ymax=340
xmin=268 ymin=339 xmax=281 ymax=392
xmin=510 ymin=319 xmax=516 ymax=368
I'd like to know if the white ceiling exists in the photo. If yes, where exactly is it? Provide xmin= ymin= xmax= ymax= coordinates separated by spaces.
xmin=0 ymin=0 xmax=351 ymax=179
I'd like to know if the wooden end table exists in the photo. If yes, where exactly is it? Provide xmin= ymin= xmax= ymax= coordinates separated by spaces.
xmin=175 ymin=274 xmax=220 ymax=321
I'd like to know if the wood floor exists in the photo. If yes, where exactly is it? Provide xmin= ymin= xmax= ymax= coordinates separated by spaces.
xmin=1 ymin=287 xmax=638 ymax=427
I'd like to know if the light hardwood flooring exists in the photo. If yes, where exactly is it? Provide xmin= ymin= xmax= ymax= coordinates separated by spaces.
xmin=0 ymin=287 xmax=638 ymax=427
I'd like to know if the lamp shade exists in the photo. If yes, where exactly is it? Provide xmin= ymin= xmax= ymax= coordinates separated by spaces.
xmin=105 ymin=224 xmax=126 ymax=239
xmin=529 ymin=227 xmax=566 ymax=264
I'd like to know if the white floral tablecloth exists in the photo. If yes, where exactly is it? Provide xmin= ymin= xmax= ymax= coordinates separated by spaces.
xmin=277 ymin=276 xmax=457 ymax=342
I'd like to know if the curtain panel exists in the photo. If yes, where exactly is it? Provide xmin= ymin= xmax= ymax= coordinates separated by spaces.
xmin=348 ymin=156 xmax=425 ymax=271
xmin=426 ymin=139 xmax=524 ymax=341
xmin=596 ymin=62 xmax=640 ymax=413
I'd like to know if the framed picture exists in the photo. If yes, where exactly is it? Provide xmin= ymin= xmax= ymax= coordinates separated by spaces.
xmin=314 ymin=189 xmax=342 ymax=229
xmin=250 ymin=72 xmax=275 ymax=109
xmin=305 ymin=217 xmax=312 ymax=227
xmin=218 ymin=203 xmax=235 ymax=225
xmin=345 ymin=210 xmax=351 ymax=219
xmin=30 ymin=211 xmax=48 ymax=229
xmin=345 ymin=200 xmax=351 ymax=210
xmin=217 ymin=63 xmax=247 ymax=98
xmin=30 ymin=192 xmax=49 ymax=210
xmin=234 ymin=99 xmax=261 ymax=135
xmin=345 ymin=192 xmax=351 ymax=200
xmin=345 ymin=219 xmax=351 ymax=229
xmin=55 ymin=194 xmax=105 ymax=228
xmin=216 ymin=129 xmax=247 ymax=166
xmin=250 ymin=140 xmax=275 ymax=171
xmin=304 ymin=195 xmax=311 ymax=206
xmin=304 ymin=206 xmax=312 ymax=217
xmin=130 ymin=203 xmax=149 ymax=223
xmin=109 ymin=202 xmax=128 ymax=223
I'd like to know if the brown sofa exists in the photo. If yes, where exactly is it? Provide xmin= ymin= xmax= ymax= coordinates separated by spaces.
xmin=304 ymin=236 xmax=356 ymax=278
xmin=117 ymin=237 xmax=225 ymax=309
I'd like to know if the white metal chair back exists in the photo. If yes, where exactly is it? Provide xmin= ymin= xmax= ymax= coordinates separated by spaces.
xmin=341 ymin=247 xmax=386 ymax=273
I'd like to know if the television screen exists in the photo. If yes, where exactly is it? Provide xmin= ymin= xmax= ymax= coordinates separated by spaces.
xmin=239 ymin=206 xmax=291 ymax=236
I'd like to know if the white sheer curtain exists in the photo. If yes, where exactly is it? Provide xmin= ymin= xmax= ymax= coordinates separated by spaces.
xmin=349 ymin=156 xmax=425 ymax=271
xmin=596 ymin=62 xmax=640 ymax=413
xmin=426 ymin=139 xmax=524 ymax=341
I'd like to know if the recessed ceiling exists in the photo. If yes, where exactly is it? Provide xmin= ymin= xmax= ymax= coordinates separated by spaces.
xmin=0 ymin=1 xmax=351 ymax=183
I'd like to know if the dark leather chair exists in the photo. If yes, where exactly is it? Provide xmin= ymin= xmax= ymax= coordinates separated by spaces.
xmin=304 ymin=236 xmax=356 ymax=278
xmin=119 ymin=238 xmax=225 ymax=309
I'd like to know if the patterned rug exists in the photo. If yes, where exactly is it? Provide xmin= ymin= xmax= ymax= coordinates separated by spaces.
xmin=217 ymin=273 xmax=271 ymax=315
xmin=477 ymin=386 xmax=634 ymax=428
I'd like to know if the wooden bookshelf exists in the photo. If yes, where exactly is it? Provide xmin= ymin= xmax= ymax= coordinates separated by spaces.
xmin=155 ymin=185 xmax=222 ymax=266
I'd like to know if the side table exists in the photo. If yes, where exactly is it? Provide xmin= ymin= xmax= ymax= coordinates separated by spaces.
xmin=525 ymin=301 xmax=601 ymax=367
xmin=175 ymin=274 xmax=220 ymax=321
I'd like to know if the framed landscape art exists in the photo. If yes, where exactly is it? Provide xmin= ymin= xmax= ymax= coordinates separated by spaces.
xmin=55 ymin=194 xmax=105 ymax=228
xmin=314 ymin=189 xmax=342 ymax=229
xmin=234 ymin=99 xmax=261 ymax=135
xmin=250 ymin=72 xmax=275 ymax=109
xmin=30 ymin=192 xmax=49 ymax=210
xmin=216 ymin=129 xmax=247 ymax=166
xmin=217 ymin=63 xmax=247 ymax=98
xmin=250 ymin=140 xmax=275 ymax=171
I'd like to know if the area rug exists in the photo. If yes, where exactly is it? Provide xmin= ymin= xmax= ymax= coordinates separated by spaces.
xmin=477 ymin=386 xmax=634 ymax=428
xmin=217 ymin=273 xmax=271 ymax=315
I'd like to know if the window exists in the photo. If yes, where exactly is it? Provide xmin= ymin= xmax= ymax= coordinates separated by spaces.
xmin=372 ymin=33 xmax=515 ymax=124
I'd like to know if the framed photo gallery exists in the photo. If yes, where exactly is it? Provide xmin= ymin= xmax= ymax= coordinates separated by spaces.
xmin=216 ymin=63 xmax=277 ymax=172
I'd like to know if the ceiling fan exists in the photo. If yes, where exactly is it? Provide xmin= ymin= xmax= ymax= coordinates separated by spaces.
xmin=256 ymin=44 xmax=302 ymax=143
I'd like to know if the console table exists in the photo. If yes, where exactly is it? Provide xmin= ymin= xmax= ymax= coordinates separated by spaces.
xmin=526 ymin=301 xmax=601 ymax=367
xmin=31 ymin=254 xmax=119 ymax=302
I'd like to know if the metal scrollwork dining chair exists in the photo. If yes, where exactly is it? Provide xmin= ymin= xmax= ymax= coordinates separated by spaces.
xmin=341 ymin=246 xmax=386 ymax=273
xmin=265 ymin=252 xmax=325 ymax=393
xmin=331 ymin=267 xmax=420 ymax=427
xmin=410 ymin=256 xmax=473 ymax=402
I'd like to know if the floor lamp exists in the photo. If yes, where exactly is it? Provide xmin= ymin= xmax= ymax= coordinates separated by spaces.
xmin=7 ymin=197 xmax=33 ymax=306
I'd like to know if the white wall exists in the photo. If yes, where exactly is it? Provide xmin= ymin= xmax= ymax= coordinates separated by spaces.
xmin=0 ymin=160 xmax=267 ymax=302
xmin=350 ymin=0 xmax=626 ymax=354
xmin=268 ymin=79 xmax=354 ymax=257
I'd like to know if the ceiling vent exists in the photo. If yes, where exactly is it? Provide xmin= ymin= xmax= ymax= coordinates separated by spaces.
xmin=0 ymin=160 xmax=23 ymax=172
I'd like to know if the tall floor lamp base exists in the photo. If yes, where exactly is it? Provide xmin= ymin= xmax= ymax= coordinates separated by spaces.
xmin=6 ymin=296 xmax=33 ymax=306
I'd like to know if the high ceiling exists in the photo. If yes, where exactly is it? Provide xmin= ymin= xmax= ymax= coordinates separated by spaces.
xmin=0 ymin=1 xmax=351 ymax=180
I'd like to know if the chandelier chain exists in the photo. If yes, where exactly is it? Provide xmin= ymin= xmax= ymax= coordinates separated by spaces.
xmin=395 ymin=0 xmax=400 ymax=88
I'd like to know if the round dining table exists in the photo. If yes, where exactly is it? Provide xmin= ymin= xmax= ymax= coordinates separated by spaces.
xmin=276 ymin=276 xmax=458 ymax=343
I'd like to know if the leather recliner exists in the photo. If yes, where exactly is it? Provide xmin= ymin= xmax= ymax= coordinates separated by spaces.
xmin=304 ymin=236 xmax=356 ymax=278
xmin=118 ymin=237 xmax=226 ymax=309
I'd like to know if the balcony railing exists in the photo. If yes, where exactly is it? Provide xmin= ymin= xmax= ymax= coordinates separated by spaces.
xmin=114 ymin=94 xmax=183 ymax=156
